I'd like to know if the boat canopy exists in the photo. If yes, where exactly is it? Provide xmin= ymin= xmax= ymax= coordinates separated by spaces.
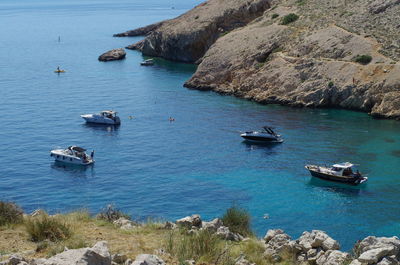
xmin=332 ymin=162 xmax=354 ymax=169
xmin=101 ymin=110 xmax=117 ymax=115
xmin=68 ymin=146 xmax=86 ymax=152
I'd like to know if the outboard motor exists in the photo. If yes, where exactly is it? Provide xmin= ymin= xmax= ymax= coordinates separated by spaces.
xmin=91 ymin=150 xmax=95 ymax=159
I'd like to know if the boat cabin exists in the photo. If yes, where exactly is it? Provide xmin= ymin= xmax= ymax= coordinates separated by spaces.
xmin=262 ymin=126 xmax=277 ymax=136
xmin=330 ymin=162 xmax=359 ymax=177
xmin=100 ymin=110 xmax=118 ymax=119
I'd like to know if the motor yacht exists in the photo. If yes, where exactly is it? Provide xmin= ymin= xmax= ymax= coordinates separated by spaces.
xmin=240 ymin=126 xmax=283 ymax=143
xmin=305 ymin=162 xmax=368 ymax=185
xmin=81 ymin=110 xmax=121 ymax=125
xmin=50 ymin=146 xmax=94 ymax=165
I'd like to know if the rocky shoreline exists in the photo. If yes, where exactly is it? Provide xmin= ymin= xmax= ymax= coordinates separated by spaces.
xmin=1 ymin=211 xmax=400 ymax=265
xmin=113 ymin=0 xmax=400 ymax=120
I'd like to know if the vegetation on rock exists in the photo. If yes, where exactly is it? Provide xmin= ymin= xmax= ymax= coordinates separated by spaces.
xmin=221 ymin=206 xmax=252 ymax=237
xmin=280 ymin=13 xmax=299 ymax=25
xmin=25 ymin=215 xmax=71 ymax=242
xmin=0 ymin=201 xmax=23 ymax=226
xmin=354 ymin=54 xmax=372 ymax=65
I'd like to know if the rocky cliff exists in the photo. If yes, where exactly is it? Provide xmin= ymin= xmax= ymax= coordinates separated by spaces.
xmin=119 ymin=0 xmax=400 ymax=119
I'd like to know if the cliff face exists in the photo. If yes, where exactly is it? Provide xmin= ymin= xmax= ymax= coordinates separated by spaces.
xmin=121 ymin=0 xmax=400 ymax=119
xmin=129 ymin=0 xmax=271 ymax=63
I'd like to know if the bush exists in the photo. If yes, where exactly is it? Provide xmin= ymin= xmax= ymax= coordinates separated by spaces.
xmin=96 ymin=204 xmax=131 ymax=222
xmin=271 ymin=13 xmax=279 ymax=19
xmin=0 ymin=201 xmax=23 ymax=226
xmin=354 ymin=55 xmax=372 ymax=65
xmin=328 ymin=81 xmax=334 ymax=88
xmin=25 ymin=216 xmax=71 ymax=242
xmin=281 ymin=13 xmax=299 ymax=25
xmin=165 ymin=229 xmax=231 ymax=264
xmin=221 ymin=206 xmax=252 ymax=236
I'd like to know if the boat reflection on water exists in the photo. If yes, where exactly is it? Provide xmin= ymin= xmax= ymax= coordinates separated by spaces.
xmin=82 ymin=123 xmax=120 ymax=133
xmin=242 ymin=140 xmax=283 ymax=151
xmin=306 ymin=177 xmax=367 ymax=196
xmin=51 ymin=161 xmax=94 ymax=178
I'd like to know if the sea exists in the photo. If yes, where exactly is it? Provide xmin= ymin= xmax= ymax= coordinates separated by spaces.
xmin=0 ymin=0 xmax=399 ymax=250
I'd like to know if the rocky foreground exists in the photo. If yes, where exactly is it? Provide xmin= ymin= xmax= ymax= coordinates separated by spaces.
xmin=1 ymin=213 xmax=400 ymax=265
xmin=115 ymin=0 xmax=400 ymax=119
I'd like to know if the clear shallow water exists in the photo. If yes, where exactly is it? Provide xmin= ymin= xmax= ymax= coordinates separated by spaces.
xmin=0 ymin=0 xmax=400 ymax=250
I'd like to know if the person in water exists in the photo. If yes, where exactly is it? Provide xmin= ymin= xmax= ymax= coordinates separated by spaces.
xmin=57 ymin=66 xmax=60 ymax=71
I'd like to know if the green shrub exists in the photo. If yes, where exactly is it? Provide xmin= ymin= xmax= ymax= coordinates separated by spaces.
xmin=221 ymin=206 xmax=252 ymax=237
xmin=0 ymin=201 xmax=23 ymax=226
xmin=297 ymin=0 xmax=306 ymax=6
xmin=281 ymin=13 xmax=299 ymax=25
xmin=25 ymin=216 xmax=71 ymax=242
xmin=271 ymin=13 xmax=279 ymax=19
xmin=96 ymin=204 xmax=131 ymax=222
xmin=354 ymin=55 xmax=372 ymax=65
xmin=328 ymin=81 xmax=334 ymax=88
xmin=165 ymin=229 xmax=232 ymax=264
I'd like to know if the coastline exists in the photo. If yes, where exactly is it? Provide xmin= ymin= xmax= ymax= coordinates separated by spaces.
xmin=114 ymin=0 xmax=400 ymax=120
xmin=1 ymin=206 xmax=400 ymax=265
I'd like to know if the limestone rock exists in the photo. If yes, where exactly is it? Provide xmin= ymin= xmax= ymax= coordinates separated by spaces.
xmin=164 ymin=221 xmax=177 ymax=230
xmin=131 ymin=254 xmax=165 ymax=265
xmin=352 ymin=236 xmax=400 ymax=264
xmin=114 ymin=22 xmax=164 ymax=37
xmin=34 ymin=241 xmax=111 ymax=265
xmin=264 ymin=229 xmax=285 ymax=243
xmin=98 ymin=48 xmax=126 ymax=62
xmin=176 ymin=214 xmax=202 ymax=228
xmin=129 ymin=0 xmax=271 ymax=62
xmin=316 ymin=250 xmax=350 ymax=265
xmin=113 ymin=218 xmax=138 ymax=230
xmin=216 ymin=226 xmax=243 ymax=241
xmin=201 ymin=218 xmax=223 ymax=233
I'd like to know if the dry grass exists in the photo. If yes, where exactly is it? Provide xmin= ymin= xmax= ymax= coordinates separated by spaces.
xmin=0 ymin=210 xmax=296 ymax=265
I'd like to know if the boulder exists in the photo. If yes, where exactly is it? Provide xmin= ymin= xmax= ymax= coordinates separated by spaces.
xmin=113 ymin=218 xmax=138 ymax=230
xmin=216 ymin=226 xmax=243 ymax=241
xmin=377 ymin=256 xmax=399 ymax=265
xmin=112 ymin=254 xmax=128 ymax=264
xmin=131 ymin=254 xmax=165 ymax=265
xmin=298 ymin=230 xmax=340 ymax=252
xmin=98 ymin=48 xmax=126 ymax=62
xmin=176 ymin=214 xmax=202 ymax=228
xmin=264 ymin=229 xmax=285 ymax=243
xmin=164 ymin=221 xmax=177 ymax=230
xmin=353 ymin=236 xmax=400 ymax=264
xmin=201 ymin=218 xmax=223 ymax=233
xmin=316 ymin=250 xmax=350 ymax=265
xmin=34 ymin=241 xmax=111 ymax=265
xmin=0 ymin=255 xmax=27 ymax=265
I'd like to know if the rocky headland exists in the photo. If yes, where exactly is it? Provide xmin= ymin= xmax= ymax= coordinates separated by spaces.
xmin=115 ymin=0 xmax=400 ymax=119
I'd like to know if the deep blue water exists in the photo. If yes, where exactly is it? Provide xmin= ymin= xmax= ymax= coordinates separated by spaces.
xmin=0 ymin=0 xmax=400 ymax=250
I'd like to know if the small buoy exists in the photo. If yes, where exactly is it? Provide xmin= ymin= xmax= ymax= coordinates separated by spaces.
xmin=263 ymin=214 xmax=269 ymax=219
xmin=168 ymin=117 xmax=175 ymax=122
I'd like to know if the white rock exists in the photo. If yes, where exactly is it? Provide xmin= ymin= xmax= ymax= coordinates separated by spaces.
xmin=358 ymin=246 xmax=396 ymax=264
xmin=176 ymin=214 xmax=202 ymax=228
xmin=316 ymin=250 xmax=350 ymax=265
xmin=201 ymin=218 xmax=223 ymax=233
xmin=132 ymin=254 xmax=165 ymax=265
xmin=264 ymin=229 xmax=285 ymax=243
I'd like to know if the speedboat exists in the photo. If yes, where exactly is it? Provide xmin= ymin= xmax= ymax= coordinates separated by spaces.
xmin=240 ymin=126 xmax=283 ymax=143
xmin=81 ymin=110 xmax=121 ymax=125
xmin=50 ymin=146 xmax=94 ymax=165
xmin=305 ymin=162 xmax=368 ymax=185
xmin=140 ymin=59 xmax=154 ymax=66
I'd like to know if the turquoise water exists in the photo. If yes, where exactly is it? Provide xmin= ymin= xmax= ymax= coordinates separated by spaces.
xmin=1 ymin=0 xmax=400 ymax=250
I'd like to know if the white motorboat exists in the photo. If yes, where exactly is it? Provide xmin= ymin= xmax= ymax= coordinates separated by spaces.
xmin=140 ymin=59 xmax=154 ymax=66
xmin=81 ymin=110 xmax=121 ymax=125
xmin=240 ymin=126 xmax=283 ymax=143
xmin=50 ymin=146 xmax=95 ymax=165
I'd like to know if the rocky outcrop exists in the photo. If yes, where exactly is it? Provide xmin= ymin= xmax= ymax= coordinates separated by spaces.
xmin=351 ymin=236 xmax=400 ymax=264
xmin=98 ymin=48 xmax=126 ymax=62
xmin=176 ymin=214 xmax=202 ymax=228
xmin=126 ymin=0 xmax=272 ymax=62
xmin=263 ymin=229 xmax=347 ymax=264
xmin=113 ymin=22 xmax=164 ymax=37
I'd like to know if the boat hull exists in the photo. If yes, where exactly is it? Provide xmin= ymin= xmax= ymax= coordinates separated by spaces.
xmin=241 ymin=135 xmax=283 ymax=143
xmin=50 ymin=151 xmax=94 ymax=166
xmin=81 ymin=115 xmax=120 ymax=125
xmin=306 ymin=167 xmax=367 ymax=185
